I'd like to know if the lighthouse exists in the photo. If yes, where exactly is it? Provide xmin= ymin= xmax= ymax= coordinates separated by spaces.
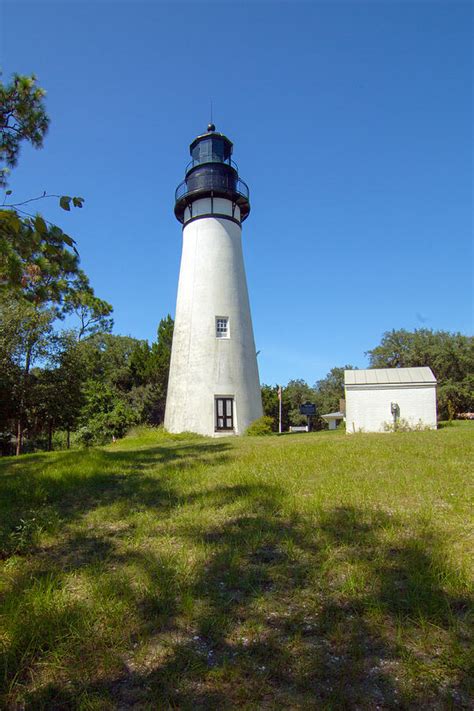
xmin=165 ymin=124 xmax=263 ymax=436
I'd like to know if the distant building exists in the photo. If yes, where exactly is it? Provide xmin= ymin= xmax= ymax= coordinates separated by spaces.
xmin=320 ymin=411 xmax=345 ymax=430
xmin=344 ymin=367 xmax=437 ymax=433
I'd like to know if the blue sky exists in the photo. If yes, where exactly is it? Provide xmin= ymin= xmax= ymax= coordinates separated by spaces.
xmin=1 ymin=0 xmax=472 ymax=386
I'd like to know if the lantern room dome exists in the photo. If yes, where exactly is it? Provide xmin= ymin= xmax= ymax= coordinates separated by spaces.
xmin=174 ymin=125 xmax=250 ymax=223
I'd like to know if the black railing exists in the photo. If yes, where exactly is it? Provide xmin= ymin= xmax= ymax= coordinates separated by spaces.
xmin=185 ymin=157 xmax=239 ymax=174
xmin=175 ymin=176 xmax=249 ymax=203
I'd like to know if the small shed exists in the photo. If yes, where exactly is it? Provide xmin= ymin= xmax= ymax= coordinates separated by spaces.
xmin=344 ymin=367 xmax=437 ymax=433
xmin=320 ymin=411 xmax=345 ymax=430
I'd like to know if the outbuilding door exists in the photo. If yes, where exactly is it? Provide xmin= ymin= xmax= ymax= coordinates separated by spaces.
xmin=215 ymin=397 xmax=234 ymax=431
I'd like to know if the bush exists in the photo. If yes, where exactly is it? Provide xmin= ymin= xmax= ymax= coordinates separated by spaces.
xmin=383 ymin=418 xmax=432 ymax=433
xmin=77 ymin=381 xmax=140 ymax=446
xmin=245 ymin=416 xmax=275 ymax=436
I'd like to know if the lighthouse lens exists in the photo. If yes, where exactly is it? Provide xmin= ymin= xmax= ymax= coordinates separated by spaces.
xmin=191 ymin=137 xmax=228 ymax=166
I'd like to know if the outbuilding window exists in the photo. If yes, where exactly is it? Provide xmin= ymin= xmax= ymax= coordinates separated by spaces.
xmin=216 ymin=317 xmax=229 ymax=338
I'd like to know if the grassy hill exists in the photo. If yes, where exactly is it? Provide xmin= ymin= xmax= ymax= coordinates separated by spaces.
xmin=1 ymin=425 xmax=472 ymax=709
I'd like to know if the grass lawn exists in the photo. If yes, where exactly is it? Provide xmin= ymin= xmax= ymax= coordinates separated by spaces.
xmin=0 ymin=424 xmax=472 ymax=710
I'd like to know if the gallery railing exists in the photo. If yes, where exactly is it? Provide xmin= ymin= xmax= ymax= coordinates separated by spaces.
xmin=175 ymin=175 xmax=250 ymax=202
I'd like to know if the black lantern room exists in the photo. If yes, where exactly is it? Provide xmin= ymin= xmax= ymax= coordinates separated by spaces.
xmin=174 ymin=124 xmax=250 ymax=223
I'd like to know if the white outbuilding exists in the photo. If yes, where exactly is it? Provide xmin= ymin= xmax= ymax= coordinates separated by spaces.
xmin=344 ymin=367 xmax=437 ymax=433
xmin=320 ymin=411 xmax=345 ymax=430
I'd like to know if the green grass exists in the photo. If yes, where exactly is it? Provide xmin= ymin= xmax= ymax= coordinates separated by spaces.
xmin=0 ymin=424 xmax=472 ymax=710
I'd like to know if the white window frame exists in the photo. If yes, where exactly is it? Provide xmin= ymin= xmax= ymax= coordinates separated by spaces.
xmin=216 ymin=316 xmax=230 ymax=339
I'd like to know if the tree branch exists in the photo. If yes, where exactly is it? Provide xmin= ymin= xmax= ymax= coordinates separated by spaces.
xmin=4 ymin=193 xmax=61 ymax=208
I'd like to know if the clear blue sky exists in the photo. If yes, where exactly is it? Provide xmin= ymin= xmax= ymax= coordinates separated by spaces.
xmin=1 ymin=1 xmax=472 ymax=386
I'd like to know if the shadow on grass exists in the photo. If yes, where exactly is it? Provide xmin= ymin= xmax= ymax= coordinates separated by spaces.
xmin=127 ymin=503 xmax=471 ymax=710
xmin=0 ymin=446 xmax=472 ymax=709
xmin=0 ymin=441 xmax=231 ymax=558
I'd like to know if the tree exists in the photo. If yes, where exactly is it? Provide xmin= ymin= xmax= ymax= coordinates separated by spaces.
xmin=261 ymin=385 xmax=281 ymax=431
xmin=0 ymin=294 xmax=56 ymax=454
xmin=0 ymin=71 xmax=112 ymax=453
xmin=0 ymin=73 xmax=49 ymax=188
xmin=284 ymin=379 xmax=317 ymax=427
xmin=0 ymin=209 xmax=80 ymax=296
xmin=77 ymin=380 xmax=139 ymax=446
xmin=63 ymin=272 xmax=113 ymax=340
xmin=0 ymin=73 xmax=82 ymax=293
xmin=366 ymin=329 xmax=474 ymax=419
xmin=0 ymin=294 xmax=31 ymax=444
xmin=82 ymin=334 xmax=141 ymax=392
xmin=28 ymin=366 xmax=64 ymax=451
xmin=3 ymin=244 xmax=101 ymax=455
xmin=32 ymin=332 xmax=88 ymax=448
xmin=147 ymin=315 xmax=174 ymax=423
xmin=314 ymin=365 xmax=355 ymax=423
xmin=0 ymin=72 xmax=85 ymax=297
xmin=262 ymin=380 xmax=317 ymax=431
xmin=129 ymin=315 xmax=174 ymax=424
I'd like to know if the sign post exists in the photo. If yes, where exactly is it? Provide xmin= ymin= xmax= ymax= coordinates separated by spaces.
xmin=278 ymin=385 xmax=282 ymax=434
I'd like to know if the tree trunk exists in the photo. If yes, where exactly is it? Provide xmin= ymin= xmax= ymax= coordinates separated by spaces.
xmin=16 ymin=418 xmax=22 ymax=456
xmin=67 ymin=428 xmax=71 ymax=449
xmin=48 ymin=421 xmax=53 ymax=451
xmin=16 ymin=337 xmax=33 ymax=456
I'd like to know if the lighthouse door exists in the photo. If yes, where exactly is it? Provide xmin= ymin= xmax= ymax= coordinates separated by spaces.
xmin=215 ymin=397 xmax=234 ymax=431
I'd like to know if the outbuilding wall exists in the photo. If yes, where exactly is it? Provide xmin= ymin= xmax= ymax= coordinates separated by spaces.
xmin=345 ymin=384 xmax=437 ymax=433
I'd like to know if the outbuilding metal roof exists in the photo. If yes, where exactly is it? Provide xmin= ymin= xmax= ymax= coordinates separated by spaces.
xmin=344 ymin=367 xmax=436 ymax=385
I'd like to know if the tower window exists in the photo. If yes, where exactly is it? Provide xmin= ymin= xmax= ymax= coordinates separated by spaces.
xmin=216 ymin=317 xmax=229 ymax=338
xmin=215 ymin=397 xmax=234 ymax=431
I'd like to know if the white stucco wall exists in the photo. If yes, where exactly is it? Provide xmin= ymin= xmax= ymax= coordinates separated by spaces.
xmin=345 ymin=383 xmax=437 ymax=433
xmin=165 ymin=203 xmax=262 ymax=436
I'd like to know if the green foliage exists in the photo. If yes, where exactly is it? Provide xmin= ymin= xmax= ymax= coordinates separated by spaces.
xmin=77 ymin=381 xmax=138 ymax=445
xmin=313 ymin=365 xmax=354 ymax=422
xmin=0 ymin=209 xmax=79 ymax=299
xmin=284 ymin=380 xmax=315 ymax=420
xmin=123 ymin=384 xmax=160 ymax=424
xmin=7 ymin=505 xmax=59 ymax=555
xmin=63 ymin=272 xmax=113 ymax=339
xmin=262 ymin=377 xmax=346 ymax=431
xmin=0 ymin=73 xmax=49 ymax=187
xmin=383 ymin=418 xmax=432 ymax=433
xmin=437 ymin=376 xmax=474 ymax=420
xmin=0 ymin=296 xmax=37 ymax=429
xmin=0 ymin=236 xmax=111 ymax=453
xmin=367 ymin=329 xmax=474 ymax=418
xmin=260 ymin=385 xmax=280 ymax=431
xmin=261 ymin=381 xmax=317 ymax=431
xmin=69 ymin=320 xmax=173 ymax=445
xmin=59 ymin=195 xmax=84 ymax=212
xmin=245 ymin=415 xmax=275 ymax=436
xmin=129 ymin=315 xmax=174 ymax=424
xmin=0 ymin=71 xmax=114 ymax=455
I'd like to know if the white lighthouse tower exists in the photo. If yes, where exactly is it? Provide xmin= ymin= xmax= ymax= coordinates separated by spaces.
xmin=165 ymin=124 xmax=263 ymax=436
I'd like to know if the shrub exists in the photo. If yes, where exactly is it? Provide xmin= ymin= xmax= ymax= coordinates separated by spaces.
xmin=77 ymin=381 xmax=140 ymax=446
xmin=245 ymin=416 xmax=275 ymax=436
xmin=383 ymin=418 xmax=432 ymax=432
